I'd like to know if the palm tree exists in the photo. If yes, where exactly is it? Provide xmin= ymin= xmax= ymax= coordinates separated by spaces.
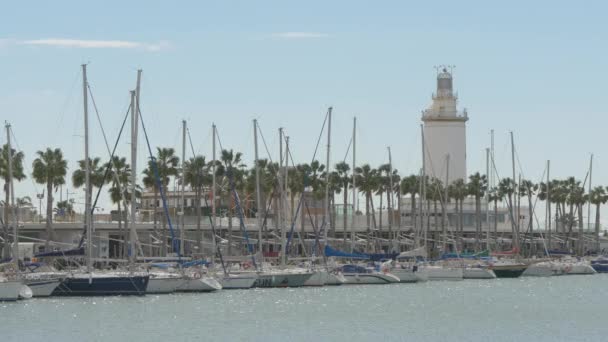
xmin=401 ymin=175 xmax=419 ymax=232
xmin=334 ymin=162 xmax=351 ymax=244
xmin=355 ymin=164 xmax=378 ymax=251
xmin=328 ymin=170 xmax=342 ymax=238
xmin=32 ymin=148 xmax=68 ymax=250
xmin=216 ymin=149 xmax=245 ymax=255
xmin=488 ymin=186 xmax=502 ymax=240
xmin=0 ymin=144 xmax=25 ymax=258
xmin=376 ymin=164 xmax=390 ymax=235
xmin=498 ymin=178 xmax=517 ymax=248
xmin=449 ymin=178 xmax=467 ymax=235
xmin=142 ymin=147 xmax=179 ymax=256
xmin=72 ymin=157 xmax=107 ymax=209
xmin=561 ymin=177 xmax=583 ymax=252
xmin=468 ymin=173 xmax=488 ymax=250
xmin=184 ymin=156 xmax=210 ymax=253
xmin=589 ymin=186 xmax=608 ymax=253
xmin=54 ymin=200 xmax=75 ymax=220
xmin=518 ymin=179 xmax=538 ymax=254
xmin=106 ymin=156 xmax=140 ymax=258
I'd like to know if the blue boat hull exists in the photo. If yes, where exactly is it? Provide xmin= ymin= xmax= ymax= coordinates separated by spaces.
xmin=591 ymin=264 xmax=608 ymax=273
xmin=52 ymin=276 xmax=149 ymax=296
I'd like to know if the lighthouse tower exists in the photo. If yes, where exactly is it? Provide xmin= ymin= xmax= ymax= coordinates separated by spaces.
xmin=422 ymin=67 xmax=468 ymax=183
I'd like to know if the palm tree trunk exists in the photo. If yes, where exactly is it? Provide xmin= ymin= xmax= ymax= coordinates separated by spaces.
xmin=365 ymin=193 xmax=370 ymax=251
xmin=228 ymin=196 xmax=233 ymax=256
xmin=153 ymin=188 xmax=159 ymax=256
xmin=577 ymin=203 xmax=584 ymax=256
xmin=568 ymin=203 xmax=574 ymax=251
xmin=343 ymin=185 xmax=347 ymax=245
xmin=46 ymin=182 xmax=53 ymax=251
xmin=493 ymin=199 xmax=498 ymax=237
xmin=411 ymin=194 xmax=416 ymax=233
xmin=475 ymin=196 xmax=481 ymax=251
xmin=387 ymin=190 xmax=392 ymax=239
xmin=117 ymin=201 xmax=123 ymax=259
xmin=595 ymin=203 xmax=601 ymax=253
xmin=378 ymin=193 xmax=383 ymax=234
xmin=196 ymin=186 xmax=202 ymax=254
xmin=3 ymin=183 xmax=10 ymax=258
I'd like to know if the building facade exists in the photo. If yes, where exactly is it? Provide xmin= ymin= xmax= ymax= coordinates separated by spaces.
xmin=422 ymin=67 xmax=468 ymax=183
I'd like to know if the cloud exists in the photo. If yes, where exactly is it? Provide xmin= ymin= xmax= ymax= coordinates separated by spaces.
xmin=17 ymin=38 xmax=170 ymax=51
xmin=270 ymin=32 xmax=329 ymax=39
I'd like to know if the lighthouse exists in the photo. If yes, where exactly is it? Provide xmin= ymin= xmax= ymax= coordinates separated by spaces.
xmin=422 ymin=67 xmax=468 ymax=183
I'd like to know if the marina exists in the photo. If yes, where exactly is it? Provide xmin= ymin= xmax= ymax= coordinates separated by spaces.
xmin=2 ymin=2 xmax=608 ymax=341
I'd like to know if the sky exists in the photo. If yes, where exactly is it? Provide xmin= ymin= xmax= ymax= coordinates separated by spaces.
xmin=1 ymin=0 xmax=607 ymax=220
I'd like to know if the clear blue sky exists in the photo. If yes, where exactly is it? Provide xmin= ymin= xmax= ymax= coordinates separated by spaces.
xmin=1 ymin=0 xmax=606 ymax=217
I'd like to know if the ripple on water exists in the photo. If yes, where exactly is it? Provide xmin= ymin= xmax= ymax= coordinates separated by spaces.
xmin=2 ymin=275 xmax=608 ymax=341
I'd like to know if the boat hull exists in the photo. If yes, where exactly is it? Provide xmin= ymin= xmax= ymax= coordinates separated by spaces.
xmin=390 ymin=268 xmax=419 ymax=283
xmin=0 ymin=281 xmax=23 ymax=301
xmin=565 ymin=264 xmax=596 ymax=275
xmin=221 ymin=274 xmax=257 ymax=289
xmin=25 ymin=279 xmax=62 ymax=297
xmin=591 ymin=263 xmax=608 ymax=273
xmin=342 ymin=272 xmax=400 ymax=284
xmin=147 ymin=277 xmax=184 ymax=294
xmin=52 ymin=275 xmax=149 ymax=296
xmin=463 ymin=268 xmax=496 ymax=279
xmin=254 ymin=272 xmax=313 ymax=288
xmin=177 ymin=277 xmax=222 ymax=292
xmin=420 ymin=266 xmax=463 ymax=281
xmin=492 ymin=268 xmax=526 ymax=278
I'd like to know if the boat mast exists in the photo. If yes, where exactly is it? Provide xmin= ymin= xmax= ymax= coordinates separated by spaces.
xmin=510 ymin=131 xmax=519 ymax=252
xmin=82 ymin=64 xmax=92 ymax=273
xmin=387 ymin=146 xmax=393 ymax=241
xmin=546 ymin=160 xmax=551 ymax=252
xmin=443 ymin=154 xmax=449 ymax=253
xmin=485 ymin=148 xmax=490 ymax=251
xmin=387 ymin=146 xmax=393 ymax=244
xmin=324 ymin=107 xmax=332 ymax=245
xmin=180 ymin=120 xmax=186 ymax=257
xmin=211 ymin=125 xmax=217 ymax=263
xmin=129 ymin=69 xmax=141 ymax=266
xmin=283 ymin=135 xmax=290 ymax=265
xmin=128 ymin=90 xmax=137 ymax=266
xmin=6 ymin=122 xmax=18 ymax=266
xmin=350 ymin=116 xmax=357 ymax=252
xmin=588 ymin=154 xmax=593 ymax=252
xmin=253 ymin=120 xmax=262 ymax=257
xmin=278 ymin=127 xmax=285 ymax=265
xmin=420 ymin=124 xmax=427 ymax=251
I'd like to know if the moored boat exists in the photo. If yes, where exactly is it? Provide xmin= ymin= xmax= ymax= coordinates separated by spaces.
xmin=339 ymin=264 xmax=400 ymax=284
xmin=147 ymin=272 xmax=185 ymax=294
xmin=52 ymin=272 xmax=149 ymax=296
xmin=489 ymin=260 xmax=527 ymax=278
xmin=254 ymin=268 xmax=314 ymax=288
xmin=463 ymin=267 xmax=496 ymax=279
xmin=418 ymin=265 xmax=463 ymax=281
xmin=591 ymin=257 xmax=608 ymax=273
xmin=220 ymin=273 xmax=258 ymax=289
xmin=0 ymin=278 xmax=23 ymax=301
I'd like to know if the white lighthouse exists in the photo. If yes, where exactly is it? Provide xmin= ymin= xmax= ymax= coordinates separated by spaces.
xmin=422 ymin=67 xmax=468 ymax=183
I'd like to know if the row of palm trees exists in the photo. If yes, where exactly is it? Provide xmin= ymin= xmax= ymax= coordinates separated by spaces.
xmin=1 ymin=142 xmax=607 ymax=255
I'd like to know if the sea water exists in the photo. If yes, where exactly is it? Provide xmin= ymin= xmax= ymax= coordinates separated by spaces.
xmin=2 ymin=275 xmax=607 ymax=342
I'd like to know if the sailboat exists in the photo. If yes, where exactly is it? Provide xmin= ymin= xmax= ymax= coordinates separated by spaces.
xmin=54 ymin=65 xmax=149 ymax=296
xmin=220 ymin=120 xmax=312 ymax=288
